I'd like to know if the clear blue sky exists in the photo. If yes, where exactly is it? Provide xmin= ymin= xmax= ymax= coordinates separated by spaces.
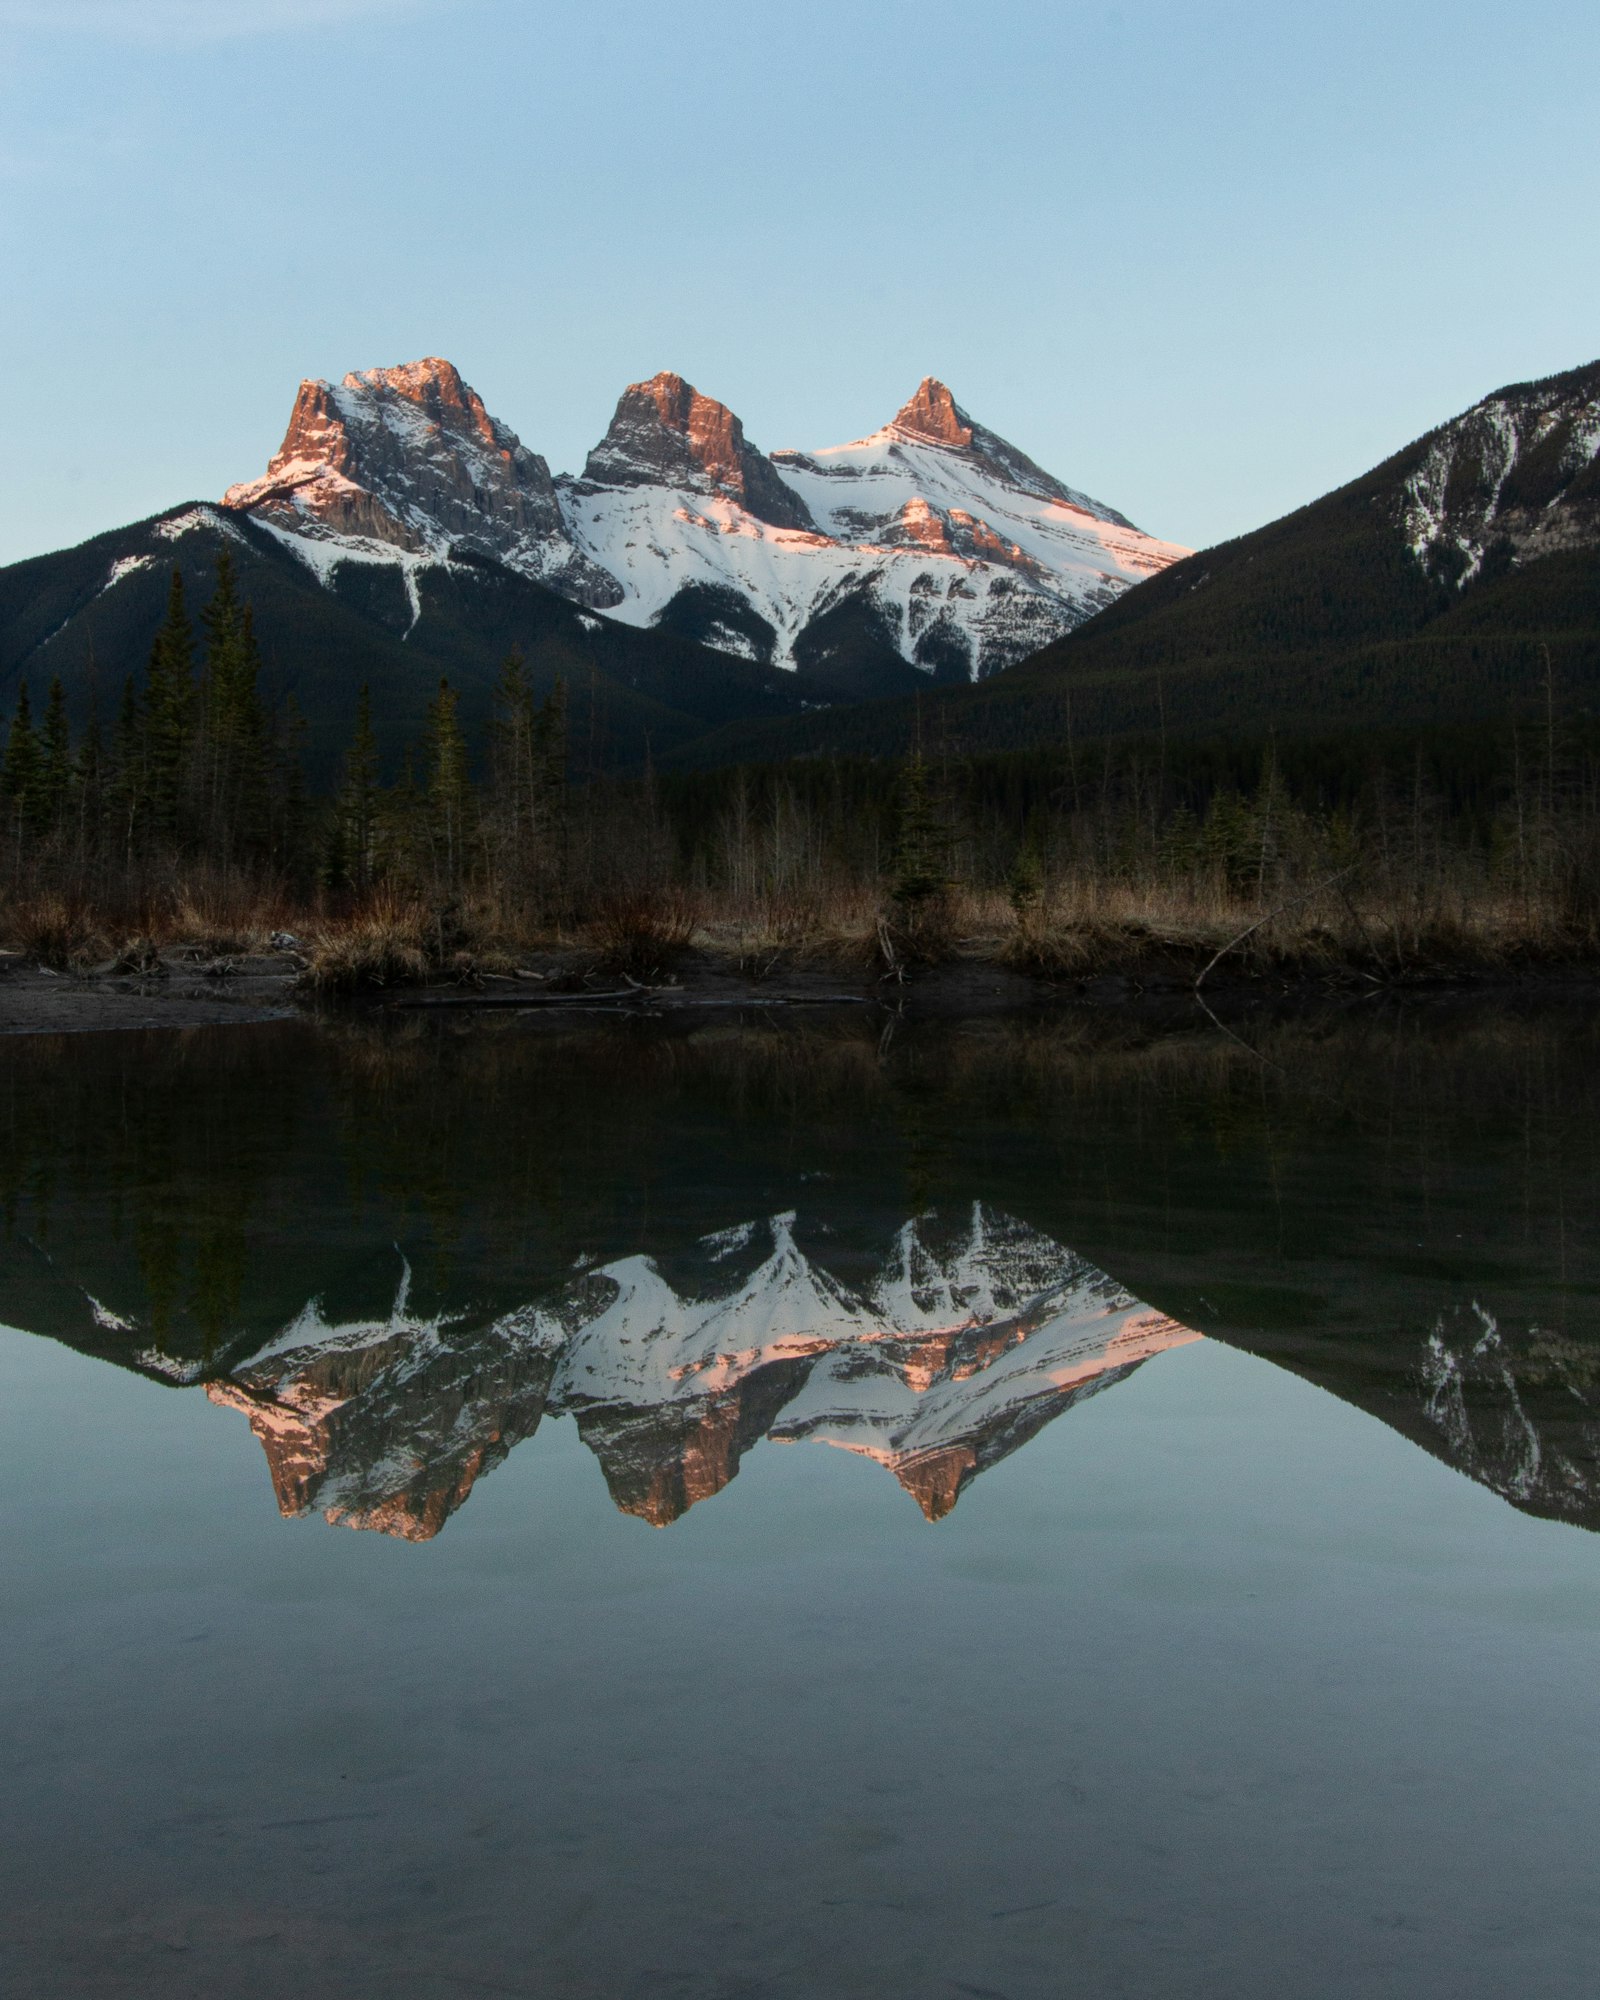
xmin=2 ymin=0 xmax=1596 ymax=567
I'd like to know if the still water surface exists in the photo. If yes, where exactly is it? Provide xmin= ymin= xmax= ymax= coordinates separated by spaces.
xmin=2 ymin=1006 xmax=1598 ymax=1997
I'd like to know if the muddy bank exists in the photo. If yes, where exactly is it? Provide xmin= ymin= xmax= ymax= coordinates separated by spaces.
xmin=0 ymin=953 xmax=301 ymax=1035
xmin=5 ymin=939 xmax=1600 ymax=1037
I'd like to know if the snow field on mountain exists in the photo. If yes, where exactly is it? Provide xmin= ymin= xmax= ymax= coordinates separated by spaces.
xmin=219 ymin=360 xmax=1191 ymax=680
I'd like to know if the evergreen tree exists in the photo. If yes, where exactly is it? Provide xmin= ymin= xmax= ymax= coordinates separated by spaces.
xmin=424 ymin=677 xmax=472 ymax=887
xmin=377 ymin=751 xmax=427 ymax=890
xmin=1 ymin=684 xmax=47 ymax=842
xmin=109 ymin=676 xmax=145 ymax=861
xmin=275 ymin=696 xmax=312 ymax=884
xmin=40 ymin=679 xmax=72 ymax=834
xmin=197 ymin=550 xmax=267 ymax=859
xmin=890 ymin=745 xmax=951 ymax=913
xmin=486 ymin=650 xmax=569 ymax=898
xmin=333 ymin=684 xmax=381 ymax=891
xmin=321 ymin=794 xmax=349 ymax=893
xmin=75 ymin=700 xmax=105 ymax=861
xmin=536 ymin=675 xmax=570 ymax=890
xmin=1006 ymin=841 xmax=1044 ymax=922
xmin=143 ymin=568 xmax=195 ymax=842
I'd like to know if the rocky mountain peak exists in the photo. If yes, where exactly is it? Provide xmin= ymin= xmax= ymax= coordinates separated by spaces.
xmin=222 ymin=356 xmax=621 ymax=607
xmin=582 ymin=371 xmax=815 ymax=533
xmin=216 ymin=352 xmax=1182 ymax=678
xmin=340 ymin=355 xmax=502 ymax=450
xmin=891 ymin=377 xmax=975 ymax=449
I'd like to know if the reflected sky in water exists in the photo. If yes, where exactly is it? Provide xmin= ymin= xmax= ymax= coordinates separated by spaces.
xmin=2 ymin=1008 xmax=1599 ymax=1997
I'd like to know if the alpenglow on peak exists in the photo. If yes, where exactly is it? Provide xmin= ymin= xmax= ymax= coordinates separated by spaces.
xmin=220 ymin=357 xmax=1189 ymax=682
xmin=890 ymin=377 xmax=976 ymax=448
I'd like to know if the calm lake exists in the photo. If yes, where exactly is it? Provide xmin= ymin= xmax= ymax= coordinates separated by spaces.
xmin=2 ymin=1003 xmax=1598 ymax=1998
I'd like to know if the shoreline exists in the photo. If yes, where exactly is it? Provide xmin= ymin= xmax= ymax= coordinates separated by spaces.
xmin=5 ymin=944 xmax=1600 ymax=1038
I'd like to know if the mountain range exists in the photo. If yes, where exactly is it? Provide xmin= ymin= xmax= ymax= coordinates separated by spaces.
xmin=0 ymin=361 xmax=1181 ymax=775
xmin=31 ymin=1205 xmax=1198 ymax=1537
xmin=221 ymin=360 xmax=1182 ymax=680
xmin=4 ymin=353 xmax=1596 ymax=775
xmin=709 ymin=356 xmax=1600 ymax=765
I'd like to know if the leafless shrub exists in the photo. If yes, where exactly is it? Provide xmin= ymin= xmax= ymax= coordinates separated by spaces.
xmin=1 ymin=893 xmax=110 ymax=970
xmin=585 ymin=889 xmax=701 ymax=981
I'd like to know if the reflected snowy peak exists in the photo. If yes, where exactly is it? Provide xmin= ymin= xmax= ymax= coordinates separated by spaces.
xmin=205 ymin=1206 xmax=1199 ymax=1538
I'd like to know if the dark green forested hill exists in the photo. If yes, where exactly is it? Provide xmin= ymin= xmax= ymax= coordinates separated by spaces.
xmin=0 ymin=505 xmax=809 ymax=784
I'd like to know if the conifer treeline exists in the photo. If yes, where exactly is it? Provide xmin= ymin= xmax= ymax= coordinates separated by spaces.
xmin=318 ymin=664 xmax=568 ymax=903
xmin=0 ymin=556 xmax=572 ymax=908
xmin=5 ymin=560 xmax=1600 ymax=932
xmin=1 ymin=553 xmax=309 ymax=874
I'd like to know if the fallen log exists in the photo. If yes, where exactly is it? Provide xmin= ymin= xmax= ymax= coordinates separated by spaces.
xmin=389 ymin=989 xmax=877 ymax=1012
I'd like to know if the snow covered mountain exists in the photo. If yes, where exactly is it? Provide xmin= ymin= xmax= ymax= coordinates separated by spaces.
xmin=220 ymin=356 xmax=621 ymax=611
xmin=200 ymin=1205 xmax=1198 ymax=1539
xmin=1401 ymin=360 xmax=1600 ymax=585
xmin=221 ymin=359 xmax=1188 ymax=685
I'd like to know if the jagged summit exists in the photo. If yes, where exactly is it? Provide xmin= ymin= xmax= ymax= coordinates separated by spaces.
xmin=561 ymin=368 xmax=1183 ymax=674
xmin=891 ymin=377 xmax=975 ymax=449
xmin=217 ymin=354 xmax=1188 ymax=683
xmin=188 ymin=1206 xmax=1201 ymax=1537
xmin=581 ymin=371 xmax=816 ymax=533
xmin=341 ymin=355 xmax=500 ymax=440
xmin=221 ymin=356 xmax=620 ymax=606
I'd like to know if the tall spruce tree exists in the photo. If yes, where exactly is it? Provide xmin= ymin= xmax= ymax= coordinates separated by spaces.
xmin=333 ymin=684 xmax=382 ymax=891
xmin=488 ymin=648 xmax=537 ymax=888
xmin=535 ymin=676 xmax=569 ymax=897
xmin=424 ymin=677 xmax=471 ymax=887
xmin=1 ymin=683 xmax=45 ymax=841
xmin=110 ymin=676 xmax=145 ymax=862
xmin=890 ymin=744 xmax=952 ymax=913
xmin=197 ymin=549 xmax=268 ymax=860
xmin=143 ymin=568 xmax=195 ymax=842
xmin=275 ymin=696 xmax=312 ymax=884
xmin=75 ymin=699 xmax=105 ymax=862
xmin=40 ymin=679 xmax=72 ymax=835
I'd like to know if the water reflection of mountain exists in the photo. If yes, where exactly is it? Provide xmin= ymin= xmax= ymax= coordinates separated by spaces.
xmin=5 ymin=1010 xmax=1600 ymax=1541
xmin=201 ymin=1206 xmax=1198 ymax=1537
xmin=21 ymin=1193 xmax=1599 ymax=1541
xmin=1385 ymin=1305 xmax=1599 ymax=1528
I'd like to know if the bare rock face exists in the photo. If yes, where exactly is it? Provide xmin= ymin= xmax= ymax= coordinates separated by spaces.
xmin=1402 ymin=359 xmax=1600 ymax=585
xmin=580 ymin=371 xmax=816 ymax=532
xmin=223 ymin=357 xmax=622 ymax=606
xmin=891 ymin=377 xmax=976 ymax=449
xmin=217 ymin=354 xmax=1187 ymax=678
xmin=205 ymin=1312 xmax=563 ymax=1543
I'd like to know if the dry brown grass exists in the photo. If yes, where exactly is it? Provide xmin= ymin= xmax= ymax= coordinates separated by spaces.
xmin=1 ymin=874 xmax=303 ymax=971
xmin=982 ymin=872 xmax=1597 ymax=984
xmin=299 ymin=896 xmax=432 ymax=992
xmin=582 ymin=888 xmax=702 ymax=981
xmin=693 ymin=887 xmax=874 ymax=979
xmin=164 ymin=887 xmax=284 ymax=958
xmin=0 ymin=892 xmax=112 ymax=970
xmin=4 ymin=860 xmax=1597 ymax=995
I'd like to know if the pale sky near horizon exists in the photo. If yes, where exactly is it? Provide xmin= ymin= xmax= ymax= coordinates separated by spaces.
xmin=1 ymin=0 xmax=1596 ymax=568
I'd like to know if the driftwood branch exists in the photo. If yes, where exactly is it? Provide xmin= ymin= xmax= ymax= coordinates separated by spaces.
xmin=1193 ymin=865 xmax=1359 ymax=994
